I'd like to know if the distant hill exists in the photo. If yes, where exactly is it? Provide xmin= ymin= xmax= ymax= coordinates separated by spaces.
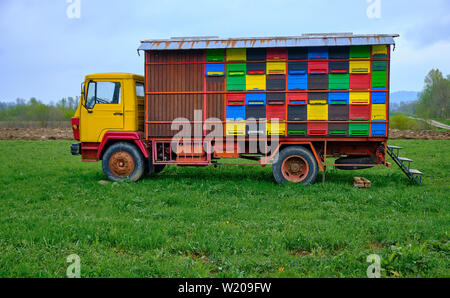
xmin=390 ymin=91 xmax=419 ymax=105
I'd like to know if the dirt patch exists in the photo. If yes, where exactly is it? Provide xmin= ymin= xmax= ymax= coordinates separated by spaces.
xmin=389 ymin=129 xmax=450 ymax=140
xmin=291 ymin=250 xmax=311 ymax=257
xmin=190 ymin=252 xmax=210 ymax=263
xmin=0 ymin=128 xmax=449 ymax=141
xmin=366 ymin=242 xmax=385 ymax=250
xmin=0 ymin=128 xmax=73 ymax=141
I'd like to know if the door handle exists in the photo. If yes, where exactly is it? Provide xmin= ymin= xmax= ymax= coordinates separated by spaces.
xmin=113 ymin=113 xmax=123 ymax=116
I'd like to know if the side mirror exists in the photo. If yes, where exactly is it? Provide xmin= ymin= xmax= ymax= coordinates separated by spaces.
xmin=80 ymin=82 xmax=91 ymax=112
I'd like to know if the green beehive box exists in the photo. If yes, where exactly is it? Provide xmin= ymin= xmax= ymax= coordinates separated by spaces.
xmin=350 ymin=46 xmax=371 ymax=59
xmin=372 ymin=71 xmax=387 ymax=88
xmin=288 ymin=130 xmax=306 ymax=135
xmin=329 ymin=123 xmax=348 ymax=135
xmin=349 ymin=123 xmax=370 ymax=136
xmin=206 ymin=49 xmax=225 ymax=62
xmin=329 ymin=130 xmax=347 ymax=135
xmin=329 ymin=74 xmax=349 ymax=90
xmin=372 ymin=61 xmax=387 ymax=71
xmin=227 ymin=63 xmax=246 ymax=91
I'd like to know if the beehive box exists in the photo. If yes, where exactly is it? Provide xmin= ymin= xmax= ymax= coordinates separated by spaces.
xmin=141 ymin=35 xmax=392 ymax=138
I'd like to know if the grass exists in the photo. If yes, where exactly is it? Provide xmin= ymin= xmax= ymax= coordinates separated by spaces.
xmin=390 ymin=114 xmax=432 ymax=130
xmin=433 ymin=118 xmax=450 ymax=126
xmin=0 ymin=140 xmax=448 ymax=278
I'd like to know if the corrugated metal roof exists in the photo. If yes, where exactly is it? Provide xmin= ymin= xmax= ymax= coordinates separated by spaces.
xmin=139 ymin=33 xmax=399 ymax=51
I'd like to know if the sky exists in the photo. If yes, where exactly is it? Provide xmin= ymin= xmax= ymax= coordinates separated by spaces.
xmin=0 ymin=0 xmax=449 ymax=104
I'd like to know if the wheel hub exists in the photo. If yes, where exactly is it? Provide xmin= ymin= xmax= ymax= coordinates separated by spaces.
xmin=290 ymin=162 xmax=301 ymax=173
xmin=109 ymin=151 xmax=135 ymax=177
xmin=281 ymin=155 xmax=309 ymax=183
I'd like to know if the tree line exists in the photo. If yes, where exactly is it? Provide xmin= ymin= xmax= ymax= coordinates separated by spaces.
xmin=396 ymin=69 xmax=449 ymax=120
xmin=0 ymin=97 xmax=79 ymax=127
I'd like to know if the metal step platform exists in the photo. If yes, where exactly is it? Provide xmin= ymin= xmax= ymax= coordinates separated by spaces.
xmin=387 ymin=145 xmax=424 ymax=184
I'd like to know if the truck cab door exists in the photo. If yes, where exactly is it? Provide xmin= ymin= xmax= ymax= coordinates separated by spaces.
xmin=80 ymin=80 xmax=124 ymax=143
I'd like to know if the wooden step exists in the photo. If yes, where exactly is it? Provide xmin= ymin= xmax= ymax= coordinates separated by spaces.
xmin=398 ymin=157 xmax=413 ymax=163
xmin=409 ymin=169 xmax=424 ymax=176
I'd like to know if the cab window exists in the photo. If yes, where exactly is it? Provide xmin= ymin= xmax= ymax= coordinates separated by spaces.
xmin=86 ymin=82 xmax=121 ymax=109
xmin=136 ymin=83 xmax=145 ymax=98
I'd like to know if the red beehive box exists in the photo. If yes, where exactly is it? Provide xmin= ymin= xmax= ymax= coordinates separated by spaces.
xmin=307 ymin=122 xmax=328 ymax=136
xmin=308 ymin=61 xmax=329 ymax=74
xmin=266 ymin=104 xmax=286 ymax=121
xmin=267 ymin=48 xmax=288 ymax=61
xmin=287 ymin=92 xmax=308 ymax=105
xmin=349 ymin=105 xmax=370 ymax=120
xmin=350 ymin=74 xmax=371 ymax=90
xmin=226 ymin=93 xmax=246 ymax=105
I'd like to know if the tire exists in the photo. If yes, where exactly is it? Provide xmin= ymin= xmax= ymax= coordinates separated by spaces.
xmin=145 ymin=158 xmax=165 ymax=175
xmin=154 ymin=165 xmax=166 ymax=174
xmin=335 ymin=155 xmax=377 ymax=170
xmin=272 ymin=146 xmax=319 ymax=185
xmin=102 ymin=142 xmax=145 ymax=182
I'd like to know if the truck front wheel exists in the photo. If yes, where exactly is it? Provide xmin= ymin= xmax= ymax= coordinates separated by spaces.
xmin=102 ymin=142 xmax=145 ymax=182
xmin=272 ymin=146 xmax=318 ymax=185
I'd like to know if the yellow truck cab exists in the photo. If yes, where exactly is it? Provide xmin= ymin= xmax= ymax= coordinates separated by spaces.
xmin=73 ymin=73 xmax=145 ymax=142
xmin=71 ymin=73 xmax=151 ymax=180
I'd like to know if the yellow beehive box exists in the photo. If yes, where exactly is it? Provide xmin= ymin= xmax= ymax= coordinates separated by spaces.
xmin=267 ymin=122 xmax=286 ymax=136
xmin=309 ymin=99 xmax=327 ymax=105
xmin=350 ymin=61 xmax=371 ymax=74
xmin=350 ymin=92 xmax=370 ymax=105
xmin=267 ymin=62 xmax=286 ymax=75
xmin=372 ymin=45 xmax=388 ymax=57
xmin=226 ymin=121 xmax=246 ymax=136
xmin=226 ymin=49 xmax=246 ymax=62
xmin=371 ymin=104 xmax=387 ymax=120
xmin=246 ymin=75 xmax=266 ymax=90
xmin=307 ymin=104 xmax=328 ymax=121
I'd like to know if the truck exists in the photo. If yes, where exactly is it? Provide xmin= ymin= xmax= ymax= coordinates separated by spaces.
xmin=70 ymin=33 xmax=424 ymax=185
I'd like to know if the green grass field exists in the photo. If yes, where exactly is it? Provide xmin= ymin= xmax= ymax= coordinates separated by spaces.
xmin=0 ymin=140 xmax=448 ymax=278
xmin=433 ymin=119 xmax=450 ymax=127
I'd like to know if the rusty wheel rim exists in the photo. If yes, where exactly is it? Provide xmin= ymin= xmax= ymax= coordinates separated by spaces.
xmin=281 ymin=155 xmax=309 ymax=183
xmin=109 ymin=151 xmax=135 ymax=178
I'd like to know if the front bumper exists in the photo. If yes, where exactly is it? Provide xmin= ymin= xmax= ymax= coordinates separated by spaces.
xmin=71 ymin=143 xmax=81 ymax=155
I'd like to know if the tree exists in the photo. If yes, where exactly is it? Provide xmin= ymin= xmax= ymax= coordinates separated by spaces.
xmin=15 ymin=98 xmax=25 ymax=105
xmin=416 ymin=69 xmax=450 ymax=119
xmin=424 ymin=69 xmax=444 ymax=88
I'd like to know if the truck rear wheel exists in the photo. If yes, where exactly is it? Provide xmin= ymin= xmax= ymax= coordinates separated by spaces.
xmin=102 ymin=142 xmax=145 ymax=182
xmin=272 ymin=146 xmax=318 ymax=185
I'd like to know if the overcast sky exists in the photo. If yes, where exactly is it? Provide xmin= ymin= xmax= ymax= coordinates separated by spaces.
xmin=0 ymin=0 xmax=449 ymax=103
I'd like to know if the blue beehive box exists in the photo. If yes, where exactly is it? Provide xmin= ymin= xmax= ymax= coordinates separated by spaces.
xmin=246 ymin=93 xmax=267 ymax=105
xmin=371 ymin=122 xmax=387 ymax=136
xmin=226 ymin=105 xmax=246 ymax=120
xmin=329 ymin=92 xmax=350 ymax=104
xmin=206 ymin=63 xmax=225 ymax=76
xmin=372 ymin=92 xmax=387 ymax=104
xmin=288 ymin=74 xmax=308 ymax=90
